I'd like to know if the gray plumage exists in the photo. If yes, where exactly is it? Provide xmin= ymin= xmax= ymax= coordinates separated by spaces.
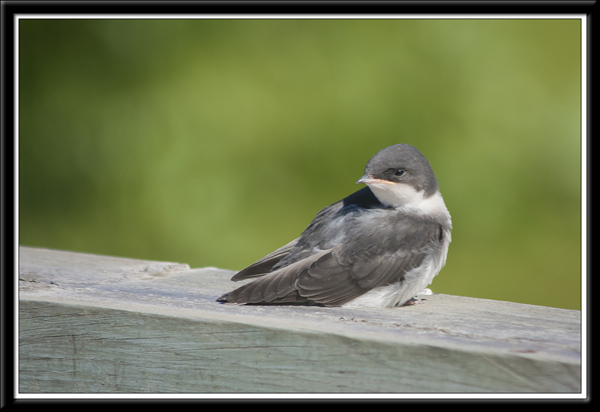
xmin=217 ymin=144 xmax=452 ymax=308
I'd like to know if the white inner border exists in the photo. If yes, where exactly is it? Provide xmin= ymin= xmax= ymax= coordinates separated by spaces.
xmin=13 ymin=13 xmax=588 ymax=401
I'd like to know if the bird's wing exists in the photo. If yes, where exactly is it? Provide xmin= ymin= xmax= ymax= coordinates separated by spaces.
xmin=293 ymin=214 xmax=442 ymax=305
xmin=231 ymin=238 xmax=299 ymax=281
xmin=295 ymin=240 xmax=430 ymax=306
xmin=218 ymin=249 xmax=331 ymax=304
xmin=220 ymin=215 xmax=443 ymax=306
xmin=231 ymin=187 xmax=381 ymax=283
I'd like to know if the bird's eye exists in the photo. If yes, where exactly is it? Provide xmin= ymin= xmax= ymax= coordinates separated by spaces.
xmin=394 ymin=169 xmax=405 ymax=177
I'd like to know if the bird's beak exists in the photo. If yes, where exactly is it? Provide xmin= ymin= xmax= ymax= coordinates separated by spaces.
xmin=357 ymin=174 xmax=374 ymax=184
xmin=357 ymin=175 xmax=395 ymax=185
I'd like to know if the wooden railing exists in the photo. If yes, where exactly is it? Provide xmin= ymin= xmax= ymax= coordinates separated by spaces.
xmin=18 ymin=246 xmax=582 ymax=395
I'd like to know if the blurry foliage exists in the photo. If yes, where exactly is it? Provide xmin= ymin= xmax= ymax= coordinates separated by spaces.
xmin=19 ymin=19 xmax=581 ymax=309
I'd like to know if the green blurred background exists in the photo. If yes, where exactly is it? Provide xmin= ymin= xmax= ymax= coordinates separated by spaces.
xmin=19 ymin=18 xmax=581 ymax=309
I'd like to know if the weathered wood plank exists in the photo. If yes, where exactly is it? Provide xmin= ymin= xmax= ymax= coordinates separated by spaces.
xmin=18 ymin=246 xmax=582 ymax=394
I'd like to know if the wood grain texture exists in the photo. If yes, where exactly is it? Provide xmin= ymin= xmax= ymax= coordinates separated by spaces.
xmin=18 ymin=247 xmax=582 ymax=394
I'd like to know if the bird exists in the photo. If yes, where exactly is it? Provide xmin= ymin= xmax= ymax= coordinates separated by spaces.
xmin=217 ymin=143 xmax=452 ymax=308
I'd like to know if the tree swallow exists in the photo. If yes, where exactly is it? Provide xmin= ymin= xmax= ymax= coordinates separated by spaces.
xmin=217 ymin=144 xmax=452 ymax=308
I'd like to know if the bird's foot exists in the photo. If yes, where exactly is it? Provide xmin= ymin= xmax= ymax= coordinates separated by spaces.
xmin=402 ymin=297 xmax=426 ymax=306
xmin=402 ymin=288 xmax=433 ymax=306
